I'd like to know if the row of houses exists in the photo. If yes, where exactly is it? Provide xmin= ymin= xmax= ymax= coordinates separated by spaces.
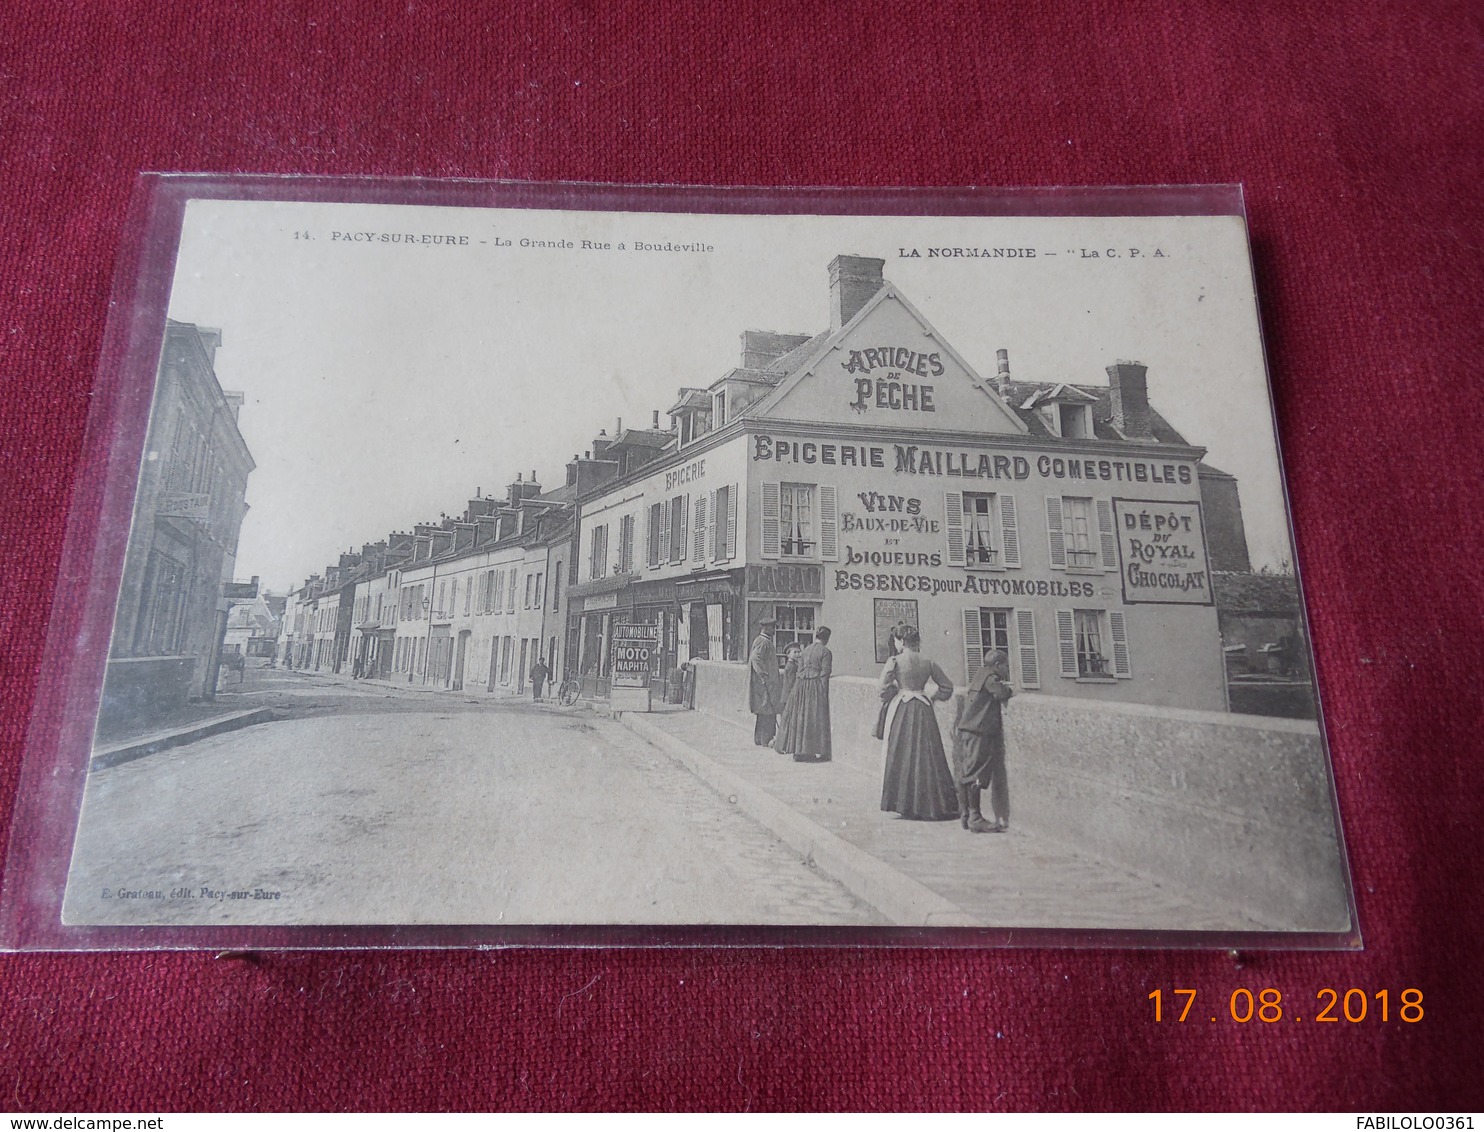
xmin=280 ymin=254 xmax=1309 ymax=715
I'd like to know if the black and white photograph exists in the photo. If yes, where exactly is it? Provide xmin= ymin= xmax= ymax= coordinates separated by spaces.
xmin=51 ymin=185 xmax=1353 ymax=938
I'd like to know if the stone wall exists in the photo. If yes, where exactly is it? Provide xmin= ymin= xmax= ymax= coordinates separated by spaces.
xmin=689 ymin=659 xmax=1350 ymax=931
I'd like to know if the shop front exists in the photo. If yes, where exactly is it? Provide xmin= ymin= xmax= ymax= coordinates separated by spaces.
xmin=570 ymin=569 xmax=745 ymax=700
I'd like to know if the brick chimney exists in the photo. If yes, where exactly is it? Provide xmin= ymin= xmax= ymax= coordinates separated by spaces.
xmin=741 ymin=330 xmax=812 ymax=369
xmin=1107 ymin=361 xmax=1153 ymax=440
xmin=829 ymin=255 xmax=886 ymax=331
xmin=994 ymin=349 xmax=1011 ymax=393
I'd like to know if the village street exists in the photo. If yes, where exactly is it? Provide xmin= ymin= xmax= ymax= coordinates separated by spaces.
xmin=62 ymin=666 xmax=883 ymax=927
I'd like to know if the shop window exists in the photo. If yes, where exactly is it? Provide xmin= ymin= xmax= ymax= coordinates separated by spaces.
xmin=1056 ymin=608 xmax=1131 ymax=680
xmin=773 ymin=604 xmax=816 ymax=657
xmin=1046 ymin=496 xmax=1117 ymax=571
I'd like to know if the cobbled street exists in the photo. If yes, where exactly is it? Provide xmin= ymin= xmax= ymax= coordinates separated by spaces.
xmin=63 ymin=666 xmax=883 ymax=926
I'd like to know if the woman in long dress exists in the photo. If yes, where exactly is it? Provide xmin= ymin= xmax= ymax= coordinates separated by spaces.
xmin=879 ymin=626 xmax=959 ymax=821
xmin=777 ymin=627 xmax=833 ymax=762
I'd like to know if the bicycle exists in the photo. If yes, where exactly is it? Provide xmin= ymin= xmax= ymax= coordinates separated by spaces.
xmin=557 ymin=675 xmax=581 ymax=706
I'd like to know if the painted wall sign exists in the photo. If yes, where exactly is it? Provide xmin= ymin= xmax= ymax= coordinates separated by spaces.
xmin=753 ymin=433 xmax=1195 ymax=486
xmin=834 ymin=569 xmax=1099 ymax=599
xmin=1113 ymin=498 xmax=1213 ymax=606
xmin=583 ymin=592 xmax=619 ymax=611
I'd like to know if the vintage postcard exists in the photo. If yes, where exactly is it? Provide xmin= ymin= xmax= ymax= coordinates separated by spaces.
xmin=18 ymin=181 xmax=1353 ymax=943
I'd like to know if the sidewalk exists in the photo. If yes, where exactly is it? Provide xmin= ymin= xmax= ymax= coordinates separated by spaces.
xmin=621 ymin=707 xmax=1268 ymax=932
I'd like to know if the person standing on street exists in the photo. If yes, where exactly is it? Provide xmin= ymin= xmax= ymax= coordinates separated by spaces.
xmin=878 ymin=626 xmax=959 ymax=821
xmin=953 ymin=649 xmax=1014 ymax=833
xmin=777 ymin=626 xmax=834 ymax=763
xmin=748 ymin=617 xmax=783 ymax=747
xmin=529 ymin=656 xmax=549 ymax=703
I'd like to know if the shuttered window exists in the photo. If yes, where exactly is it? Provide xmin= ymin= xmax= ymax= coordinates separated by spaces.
xmin=1015 ymin=608 xmax=1040 ymax=688
xmin=761 ymin=482 xmax=781 ymax=559
xmin=1096 ymin=499 xmax=1118 ymax=571
xmin=818 ymin=485 xmax=838 ymax=562
xmin=618 ymin=514 xmax=634 ymax=574
xmin=693 ymin=494 xmax=708 ymax=562
xmin=647 ymin=503 xmax=662 ymax=569
xmin=1056 ymin=608 xmax=1131 ymax=679
xmin=965 ymin=606 xmax=1039 ymax=688
xmin=669 ymin=495 xmax=688 ymax=563
xmin=762 ymin=482 xmax=837 ymax=561
xmin=1046 ymin=496 xmax=1067 ymax=568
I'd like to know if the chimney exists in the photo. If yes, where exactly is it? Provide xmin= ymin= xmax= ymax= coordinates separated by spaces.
xmin=196 ymin=327 xmax=223 ymax=366
xmin=740 ymin=330 xmax=812 ymax=370
xmin=222 ymin=389 xmax=245 ymax=423
xmin=651 ymin=410 xmax=660 ymax=429
xmin=1107 ymin=360 xmax=1153 ymax=440
xmin=829 ymin=255 xmax=886 ymax=332
xmin=995 ymin=349 xmax=1011 ymax=392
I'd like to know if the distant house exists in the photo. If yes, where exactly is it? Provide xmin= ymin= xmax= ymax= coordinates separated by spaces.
xmin=1214 ymin=570 xmax=1315 ymax=719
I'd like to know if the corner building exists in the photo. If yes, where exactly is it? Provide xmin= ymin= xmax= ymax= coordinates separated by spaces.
xmin=574 ymin=255 xmax=1238 ymax=711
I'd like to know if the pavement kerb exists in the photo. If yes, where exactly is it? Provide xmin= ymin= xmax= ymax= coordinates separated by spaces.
xmin=91 ymin=708 xmax=278 ymax=771
xmin=618 ymin=713 xmax=980 ymax=928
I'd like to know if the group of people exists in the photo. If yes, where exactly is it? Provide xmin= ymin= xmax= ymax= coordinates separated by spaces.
xmin=748 ymin=619 xmax=834 ymax=763
xmin=748 ymin=620 xmax=1012 ymax=834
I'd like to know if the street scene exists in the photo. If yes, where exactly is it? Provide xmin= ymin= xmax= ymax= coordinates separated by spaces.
xmin=65 ymin=661 xmax=1265 ymax=930
xmin=67 ymin=664 xmax=882 ymax=927
xmin=52 ymin=197 xmax=1351 ymax=938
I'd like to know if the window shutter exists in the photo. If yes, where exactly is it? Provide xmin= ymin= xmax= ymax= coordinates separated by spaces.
xmin=1015 ymin=608 xmax=1040 ymax=688
xmin=761 ymin=482 xmax=781 ymax=560
xmin=694 ymin=494 xmax=708 ymax=562
xmin=819 ymin=484 xmax=838 ymax=561
xmin=999 ymin=493 xmax=1021 ymax=568
xmin=1056 ymin=609 xmax=1078 ymax=677
xmin=658 ymin=504 xmax=671 ymax=565
xmin=1097 ymin=499 xmax=1118 ymax=571
xmin=508 ymin=567 xmax=517 ymax=612
xmin=726 ymin=484 xmax=738 ymax=562
xmin=677 ymin=494 xmax=689 ymax=561
xmin=944 ymin=491 xmax=966 ymax=567
xmin=1046 ymin=497 xmax=1067 ymax=568
xmin=1108 ymin=610 xmax=1131 ymax=677
xmin=709 ymin=489 xmax=720 ymax=562
xmin=962 ymin=608 xmax=983 ymax=680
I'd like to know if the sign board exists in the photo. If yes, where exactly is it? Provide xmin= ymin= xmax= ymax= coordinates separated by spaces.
xmin=873 ymin=598 xmax=919 ymax=663
xmin=1112 ymin=499 xmax=1213 ymax=606
xmin=610 ymin=623 xmax=659 ymax=689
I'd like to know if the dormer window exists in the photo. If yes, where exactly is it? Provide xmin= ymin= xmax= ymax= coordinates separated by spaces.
xmin=1058 ymin=403 xmax=1092 ymax=439
xmin=713 ymin=390 xmax=728 ymax=428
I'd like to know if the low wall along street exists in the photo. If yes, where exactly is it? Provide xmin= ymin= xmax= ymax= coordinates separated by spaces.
xmin=688 ymin=660 xmax=1348 ymax=931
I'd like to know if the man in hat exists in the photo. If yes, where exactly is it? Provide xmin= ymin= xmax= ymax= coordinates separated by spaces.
xmin=748 ymin=616 xmax=783 ymax=746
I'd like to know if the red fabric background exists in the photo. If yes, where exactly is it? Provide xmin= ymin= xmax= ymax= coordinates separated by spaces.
xmin=2 ymin=0 xmax=1481 ymax=1112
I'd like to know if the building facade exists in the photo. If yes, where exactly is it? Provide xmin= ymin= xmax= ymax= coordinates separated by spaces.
xmin=571 ymin=256 xmax=1243 ymax=711
xmin=103 ymin=321 xmax=255 ymax=726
